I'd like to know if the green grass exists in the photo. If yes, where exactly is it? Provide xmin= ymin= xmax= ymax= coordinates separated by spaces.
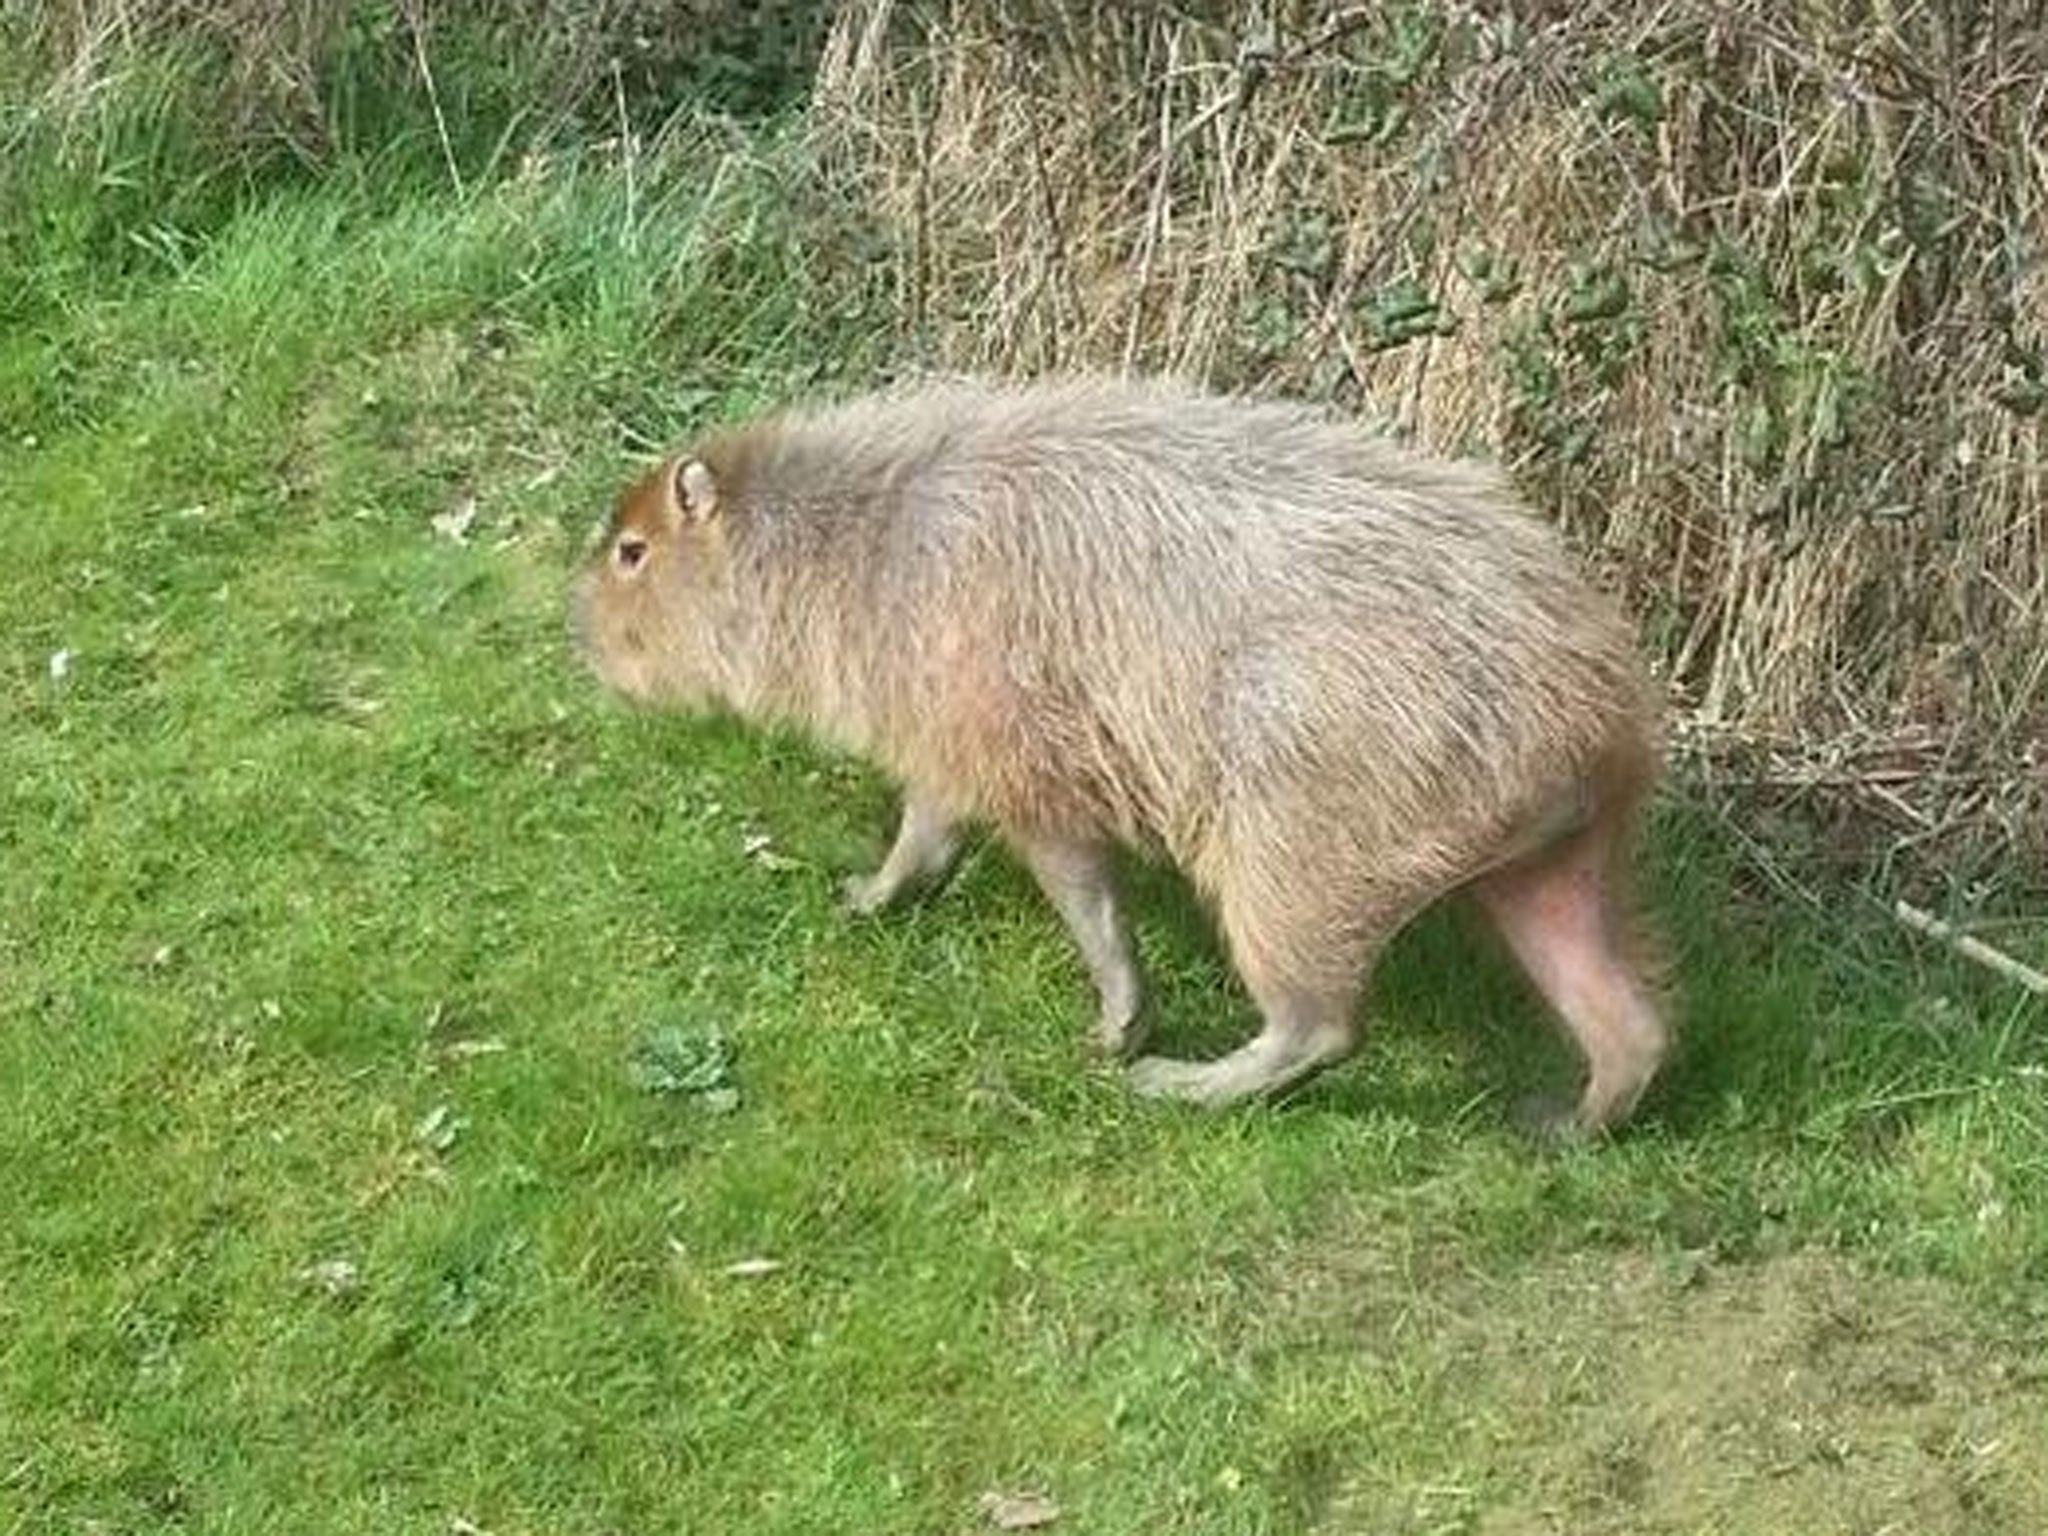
xmin=3 ymin=119 xmax=2046 ymax=1536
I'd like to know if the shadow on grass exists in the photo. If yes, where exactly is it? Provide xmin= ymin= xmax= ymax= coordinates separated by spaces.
xmin=611 ymin=718 xmax=2038 ymax=1209
xmin=832 ymin=793 xmax=2038 ymax=1155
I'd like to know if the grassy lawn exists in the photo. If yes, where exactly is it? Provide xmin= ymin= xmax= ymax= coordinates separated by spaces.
xmin=3 ymin=129 xmax=2045 ymax=1535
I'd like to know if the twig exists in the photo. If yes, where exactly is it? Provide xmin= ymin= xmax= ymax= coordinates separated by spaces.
xmin=1893 ymin=901 xmax=2048 ymax=996
xmin=1279 ymin=7 xmax=1377 ymax=66
xmin=1124 ymin=21 xmax=1180 ymax=371
xmin=402 ymin=0 xmax=464 ymax=199
xmin=612 ymin=59 xmax=637 ymax=255
xmin=1019 ymin=82 xmax=1078 ymax=368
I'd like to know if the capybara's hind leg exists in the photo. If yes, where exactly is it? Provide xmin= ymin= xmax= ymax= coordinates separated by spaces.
xmin=1013 ymin=833 xmax=1146 ymax=1057
xmin=1126 ymin=880 xmax=1374 ymax=1108
xmin=1473 ymin=817 xmax=1668 ymax=1134
xmin=842 ymin=791 xmax=962 ymax=915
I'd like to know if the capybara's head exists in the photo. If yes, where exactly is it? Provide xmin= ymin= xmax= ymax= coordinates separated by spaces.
xmin=571 ymin=455 xmax=731 ymax=708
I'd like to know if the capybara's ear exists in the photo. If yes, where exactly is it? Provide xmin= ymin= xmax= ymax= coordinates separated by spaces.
xmin=666 ymin=457 xmax=719 ymax=529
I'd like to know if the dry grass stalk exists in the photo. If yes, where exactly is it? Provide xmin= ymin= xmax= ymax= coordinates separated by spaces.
xmin=32 ymin=0 xmax=354 ymax=155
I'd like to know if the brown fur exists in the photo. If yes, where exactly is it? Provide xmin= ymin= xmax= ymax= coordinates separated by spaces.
xmin=571 ymin=374 xmax=1674 ymax=1132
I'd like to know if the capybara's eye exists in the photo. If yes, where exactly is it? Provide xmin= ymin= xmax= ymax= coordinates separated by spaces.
xmin=615 ymin=533 xmax=649 ymax=573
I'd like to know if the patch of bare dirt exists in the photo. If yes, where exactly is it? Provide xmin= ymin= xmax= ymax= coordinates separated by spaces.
xmin=1334 ymin=1250 xmax=2047 ymax=1534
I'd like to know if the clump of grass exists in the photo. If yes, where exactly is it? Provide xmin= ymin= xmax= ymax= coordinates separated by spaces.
xmin=812 ymin=0 xmax=2048 ymax=890
xmin=0 ymin=1 xmax=835 ymax=330
xmin=17 ymin=0 xmax=832 ymax=162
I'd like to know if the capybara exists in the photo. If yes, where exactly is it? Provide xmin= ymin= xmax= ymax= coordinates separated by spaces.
xmin=571 ymin=374 xmax=1672 ymax=1134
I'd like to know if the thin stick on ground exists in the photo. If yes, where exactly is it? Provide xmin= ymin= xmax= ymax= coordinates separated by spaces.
xmin=1894 ymin=900 xmax=2048 ymax=996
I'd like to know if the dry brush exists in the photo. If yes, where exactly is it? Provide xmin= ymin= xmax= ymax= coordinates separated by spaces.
xmin=812 ymin=0 xmax=2048 ymax=881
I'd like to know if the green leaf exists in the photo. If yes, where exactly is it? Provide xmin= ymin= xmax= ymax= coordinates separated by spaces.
xmin=1992 ymin=377 xmax=2046 ymax=417
xmin=628 ymin=1023 xmax=740 ymax=1110
xmin=1564 ymin=265 xmax=1630 ymax=325
xmin=1593 ymin=56 xmax=1664 ymax=127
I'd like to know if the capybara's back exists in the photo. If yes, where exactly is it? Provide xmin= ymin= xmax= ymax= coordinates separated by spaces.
xmin=574 ymin=375 xmax=1671 ymax=1134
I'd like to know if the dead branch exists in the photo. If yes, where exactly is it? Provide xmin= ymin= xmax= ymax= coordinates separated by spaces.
xmin=1893 ymin=901 xmax=2048 ymax=996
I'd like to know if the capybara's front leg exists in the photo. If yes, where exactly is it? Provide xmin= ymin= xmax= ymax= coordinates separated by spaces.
xmin=842 ymin=792 xmax=962 ymax=915
xmin=1126 ymin=979 xmax=1359 ymax=1107
xmin=1126 ymin=859 xmax=1382 ymax=1107
xmin=1013 ymin=833 xmax=1146 ymax=1058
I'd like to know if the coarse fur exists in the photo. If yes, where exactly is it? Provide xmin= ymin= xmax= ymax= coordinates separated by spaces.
xmin=571 ymin=373 xmax=1673 ymax=1134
